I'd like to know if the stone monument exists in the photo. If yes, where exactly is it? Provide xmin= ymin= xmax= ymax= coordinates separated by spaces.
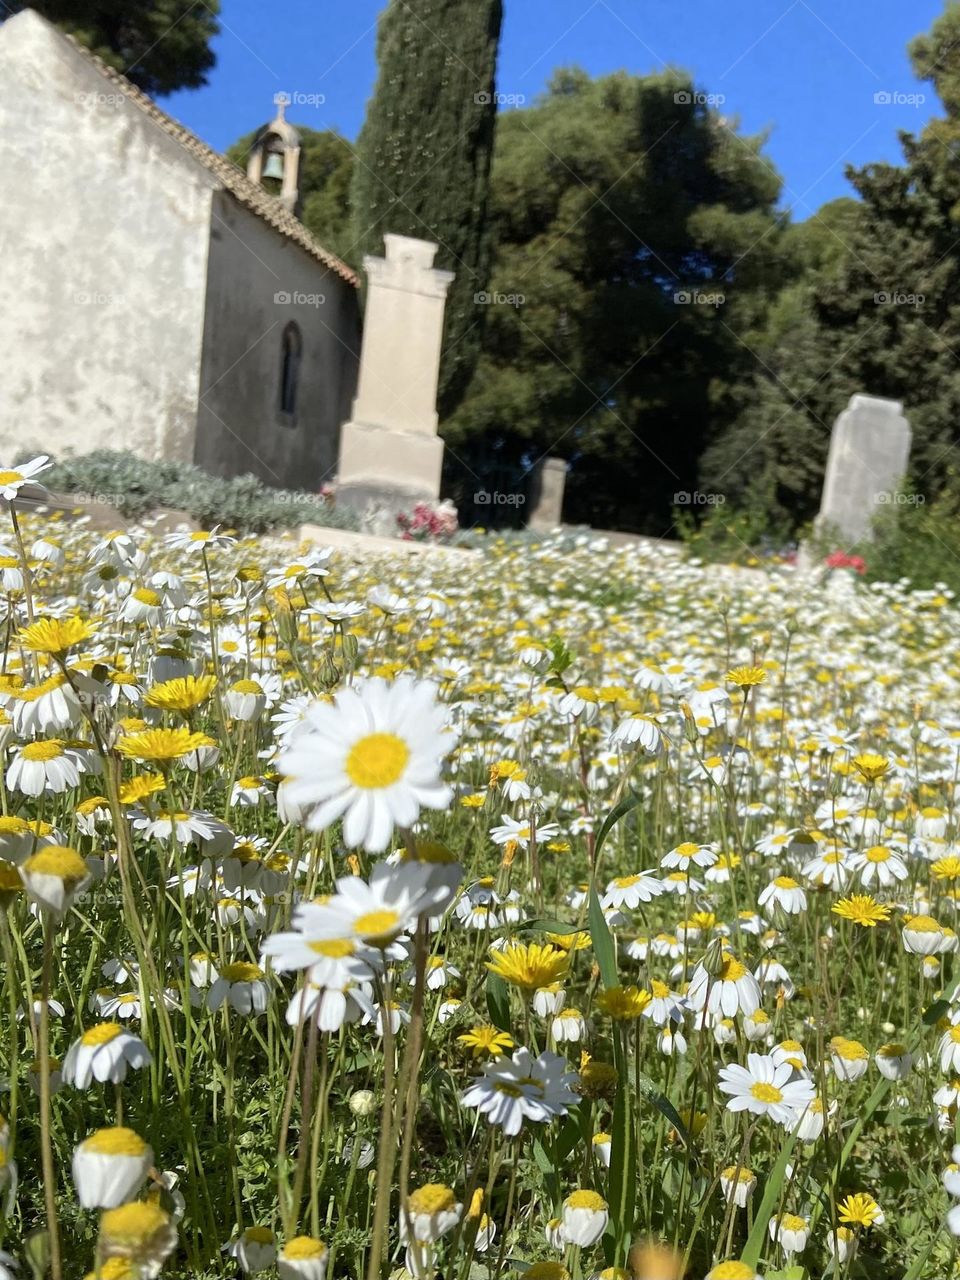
xmin=815 ymin=393 xmax=911 ymax=544
xmin=527 ymin=456 xmax=568 ymax=530
xmin=337 ymin=235 xmax=455 ymax=520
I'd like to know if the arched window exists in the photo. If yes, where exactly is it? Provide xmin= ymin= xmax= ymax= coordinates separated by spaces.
xmin=279 ymin=322 xmax=302 ymax=421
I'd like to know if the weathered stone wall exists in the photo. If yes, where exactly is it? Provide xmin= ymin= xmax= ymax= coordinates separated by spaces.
xmin=194 ymin=192 xmax=360 ymax=492
xmin=0 ymin=12 xmax=214 ymax=464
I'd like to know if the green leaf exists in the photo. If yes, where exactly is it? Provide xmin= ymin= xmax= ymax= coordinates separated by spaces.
xmin=486 ymin=970 xmax=512 ymax=1035
xmin=635 ymin=1071 xmax=689 ymax=1148
xmin=903 ymin=1239 xmax=937 ymax=1280
xmin=604 ymin=1065 xmax=636 ymax=1266
xmin=588 ymin=885 xmax=618 ymax=989
xmin=594 ymin=790 xmax=643 ymax=862
xmin=532 ymin=1135 xmax=555 ymax=1176
xmin=24 ymin=1231 xmax=51 ymax=1280
xmin=547 ymin=634 xmax=574 ymax=675
xmin=741 ymin=1128 xmax=799 ymax=1268
xmin=555 ymin=1113 xmax=583 ymax=1162
xmin=923 ymin=997 xmax=949 ymax=1025
xmin=520 ymin=918 xmax=583 ymax=935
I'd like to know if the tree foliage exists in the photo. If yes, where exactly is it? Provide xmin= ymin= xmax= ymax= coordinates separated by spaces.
xmin=349 ymin=0 xmax=504 ymax=416
xmin=703 ymin=4 xmax=960 ymax=529
xmin=444 ymin=68 xmax=791 ymax=533
xmin=7 ymin=0 xmax=220 ymax=95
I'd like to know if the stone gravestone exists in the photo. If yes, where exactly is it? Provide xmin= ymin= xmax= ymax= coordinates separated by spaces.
xmin=337 ymin=234 xmax=455 ymax=524
xmin=815 ymin=393 xmax=911 ymax=544
xmin=527 ymin=456 xmax=568 ymax=530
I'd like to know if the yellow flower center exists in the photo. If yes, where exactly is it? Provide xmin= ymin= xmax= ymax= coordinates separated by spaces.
xmin=231 ymin=679 xmax=264 ymax=695
xmin=345 ymin=732 xmax=410 ymax=789
xmin=865 ymin=846 xmax=890 ymax=863
xmin=23 ymin=845 xmax=87 ymax=881
xmin=905 ymin=914 xmax=942 ymax=932
xmin=220 ymin=962 xmax=263 ymax=983
xmin=81 ymin=1022 xmax=123 ymax=1046
xmin=831 ymin=1037 xmax=868 ymax=1060
xmin=83 ymin=1126 xmax=148 ymax=1156
xmin=565 ymin=1189 xmax=607 ymax=1211
xmin=710 ymin=1267 xmax=756 ymax=1280
xmin=100 ymin=1200 xmax=170 ymax=1245
xmin=308 ymin=939 xmax=355 ymax=958
xmin=0 ymin=471 xmax=23 ymax=485
xmin=282 ymin=1238 xmax=327 ymax=1259
xmin=244 ymin=1226 xmax=274 ymax=1243
xmin=353 ymin=908 xmax=402 ymax=944
xmin=408 ymin=1184 xmax=457 ymax=1215
xmin=719 ymin=955 xmax=748 ymax=982
xmin=21 ymin=740 xmax=64 ymax=761
xmin=132 ymin=588 xmax=161 ymax=606
xmin=750 ymin=1082 xmax=783 ymax=1104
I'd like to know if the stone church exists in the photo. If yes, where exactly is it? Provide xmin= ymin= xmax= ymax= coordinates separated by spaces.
xmin=0 ymin=10 xmax=361 ymax=492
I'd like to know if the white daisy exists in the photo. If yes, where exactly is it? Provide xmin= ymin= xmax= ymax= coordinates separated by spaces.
xmin=277 ymin=677 xmax=453 ymax=852
xmin=718 ymin=1052 xmax=815 ymax=1126
xmin=601 ymin=871 xmax=663 ymax=910
xmin=460 ymin=1047 xmax=579 ymax=1137
xmin=62 ymin=1023 xmax=152 ymax=1088
xmin=0 ymin=455 xmax=51 ymax=500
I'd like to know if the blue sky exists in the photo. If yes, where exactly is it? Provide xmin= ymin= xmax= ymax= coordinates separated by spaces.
xmin=166 ymin=0 xmax=945 ymax=218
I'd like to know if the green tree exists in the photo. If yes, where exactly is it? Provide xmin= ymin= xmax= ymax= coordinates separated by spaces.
xmin=702 ymin=3 xmax=960 ymax=530
xmin=350 ymin=0 xmax=503 ymax=415
xmin=444 ymin=68 xmax=791 ymax=533
xmin=228 ymin=127 xmax=356 ymax=265
xmin=6 ymin=0 xmax=220 ymax=95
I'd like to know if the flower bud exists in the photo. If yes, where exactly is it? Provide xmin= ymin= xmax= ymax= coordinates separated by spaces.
xmin=349 ymin=1089 xmax=376 ymax=1117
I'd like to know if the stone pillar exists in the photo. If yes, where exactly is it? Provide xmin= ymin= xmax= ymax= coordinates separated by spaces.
xmin=815 ymin=393 xmax=911 ymax=544
xmin=337 ymin=235 xmax=455 ymax=518
xmin=527 ymin=456 xmax=568 ymax=530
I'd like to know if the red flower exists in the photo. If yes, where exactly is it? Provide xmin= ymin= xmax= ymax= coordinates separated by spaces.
xmin=824 ymin=551 xmax=866 ymax=575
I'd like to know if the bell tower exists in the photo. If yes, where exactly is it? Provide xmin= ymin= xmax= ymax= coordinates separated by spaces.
xmin=246 ymin=93 xmax=301 ymax=216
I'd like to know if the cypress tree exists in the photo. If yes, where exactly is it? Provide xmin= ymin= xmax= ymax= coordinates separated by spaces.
xmin=350 ymin=0 xmax=503 ymax=416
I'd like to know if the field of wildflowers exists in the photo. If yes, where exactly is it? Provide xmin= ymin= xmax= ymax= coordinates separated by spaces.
xmin=0 ymin=457 xmax=958 ymax=1279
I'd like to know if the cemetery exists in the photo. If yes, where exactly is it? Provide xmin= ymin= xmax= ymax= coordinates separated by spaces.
xmin=0 ymin=3 xmax=959 ymax=1280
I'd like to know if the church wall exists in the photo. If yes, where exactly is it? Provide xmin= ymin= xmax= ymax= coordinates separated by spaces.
xmin=194 ymin=192 xmax=360 ymax=493
xmin=0 ymin=13 xmax=214 ymax=467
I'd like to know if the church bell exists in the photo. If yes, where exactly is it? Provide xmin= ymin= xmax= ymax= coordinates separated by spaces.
xmin=262 ymin=151 xmax=285 ymax=181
